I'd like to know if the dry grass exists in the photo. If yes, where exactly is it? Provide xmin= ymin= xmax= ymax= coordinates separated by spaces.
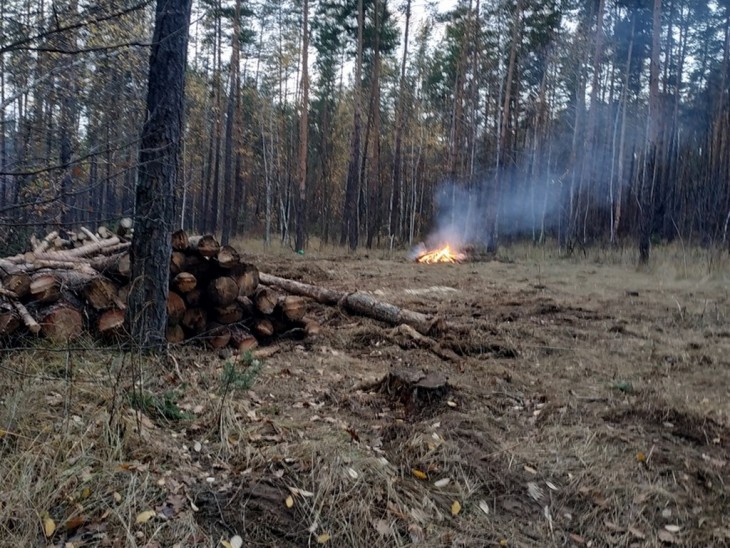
xmin=1 ymin=245 xmax=730 ymax=547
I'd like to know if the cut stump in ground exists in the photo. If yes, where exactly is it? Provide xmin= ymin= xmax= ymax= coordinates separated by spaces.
xmin=374 ymin=367 xmax=449 ymax=409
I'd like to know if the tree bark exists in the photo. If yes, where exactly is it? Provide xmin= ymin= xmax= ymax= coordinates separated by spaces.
xmin=127 ymin=0 xmax=193 ymax=349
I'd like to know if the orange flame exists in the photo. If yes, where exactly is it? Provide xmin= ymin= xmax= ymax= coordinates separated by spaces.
xmin=416 ymin=244 xmax=466 ymax=264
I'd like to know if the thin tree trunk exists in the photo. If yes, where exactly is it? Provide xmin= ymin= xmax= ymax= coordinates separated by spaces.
xmin=639 ymin=0 xmax=662 ymax=264
xmin=366 ymin=0 xmax=382 ymax=249
xmin=578 ymin=0 xmax=606 ymax=243
xmin=389 ymin=0 xmax=410 ymax=244
xmin=341 ymin=0 xmax=363 ymax=250
xmin=490 ymin=0 xmax=523 ymax=250
xmin=295 ymin=0 xmax=309 ymax=252
xmin=221 ymin=0 xmax=241 ymax=245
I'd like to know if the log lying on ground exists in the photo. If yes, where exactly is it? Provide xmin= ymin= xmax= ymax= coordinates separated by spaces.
xmin=259 ymin=273 xmax=448 ymax=335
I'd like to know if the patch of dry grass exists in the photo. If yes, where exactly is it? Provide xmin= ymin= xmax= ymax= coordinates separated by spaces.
xmin=0 ymin=344 xmax=218 ymax=546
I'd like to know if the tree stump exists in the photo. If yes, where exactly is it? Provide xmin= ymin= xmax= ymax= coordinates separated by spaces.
xmin=374 ymin=368 xmax=449 ymax=409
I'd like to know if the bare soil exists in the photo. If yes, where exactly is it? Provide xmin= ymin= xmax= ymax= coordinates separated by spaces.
xmin=2 ymin=248 xmax=729 ymax=547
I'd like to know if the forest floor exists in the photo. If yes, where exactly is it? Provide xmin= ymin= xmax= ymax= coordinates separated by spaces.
xmin=1 ymin=243 xmax=729 ymax=547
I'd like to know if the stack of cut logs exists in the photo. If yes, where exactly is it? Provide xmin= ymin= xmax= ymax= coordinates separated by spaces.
xmin=0 ymin=221 xmax=320 ymax=351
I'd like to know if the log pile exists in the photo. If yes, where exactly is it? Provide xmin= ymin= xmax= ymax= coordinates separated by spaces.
xmin=0 ymin=223 xmax=319 ymax=351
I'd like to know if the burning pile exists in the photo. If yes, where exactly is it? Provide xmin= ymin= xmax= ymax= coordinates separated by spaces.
xmin=415 ymin=244 xmax=466 ymax=264
xmin=0 ymin=222 xmax=319 ymax=351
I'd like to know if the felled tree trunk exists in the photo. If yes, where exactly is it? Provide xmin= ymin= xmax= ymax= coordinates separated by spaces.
xmin=259 ymin=273 xmax=447 ymax=335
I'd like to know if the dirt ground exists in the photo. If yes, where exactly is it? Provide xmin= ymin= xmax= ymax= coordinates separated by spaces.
xmin=1 ymin=246 xmax=729 ymax=547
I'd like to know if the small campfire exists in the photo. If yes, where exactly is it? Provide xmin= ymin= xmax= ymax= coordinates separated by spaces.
xmin=415 ymin=244 xmax=466 ymax=264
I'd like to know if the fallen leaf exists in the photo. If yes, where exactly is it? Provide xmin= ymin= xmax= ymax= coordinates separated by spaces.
xmin=569 ymin=533 xmax=585 ymax=544
xmin=220 ymin=541 xmax=232 ymax=548
xmin=229 ymin=535 xmax=243 ymax=548
xmin=65 ymin=515 xmax=86 ymax=532
xmin=661 ymin=509 xmax=672 ymax=519
xmin=658 ymin=529 xmax=676 ymax=544
xmin=347 ymin=468 xmax=358 ymax=479
xmin=411 ymin=469 xmax=428 ymax=480
xmin=285 ymin=496 xmax=294 ymax=508
xmin=135 ymin=510 xmax=156 ymax=524
xmin=434 ymin=478 xmax=450 ymax=488
xmin=664 ymin=524 xmax=681 ymax=533
xmin=524 ymin=465 xmax=537 ymax=475
xmin=42 ymin=513 xmax=56 ymax=538
xmin=80 ymin=487 xmax=91 ymax=499
xmin=113 ymin=492 xmax=122 ymax=503
xmin=636 ymin=451 xmax=646 ymax=463
xmin=446 ymin=400 xmax=457 ymax=407
xmin=316 ymin=533 xmax=331 ymax=544
xmin=478 ymin=500 xmax=490 ymax=515
xmin=451 ymin=500 xmax=461 ymax=516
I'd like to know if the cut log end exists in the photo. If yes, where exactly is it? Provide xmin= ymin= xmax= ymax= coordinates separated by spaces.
xmin=205 ymin=324 xmax=231 ymax=349
xmin=167 ymin=291 xmax=186 ymax=325
xmin=254 ymin=286 xmax=278 ymax=315
xmin=3 ymin=273 xmax=31 ymax=299
xmin=30 ymin=274 xmax=61 ymax=304
xmin=98 ymin=309 xmax=126 ymax=341
xmin=207 ymin=277 xmax=239 ymax=307
xmin=189 ymin=234 xmax=220 ymax=258
xmin=40 ymin=304 xmax=83 ymax=342
xmin=216 ymin=245 xmax=240 ymax=269
xmin=172 ymin=272 xmax=197 ymax=294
